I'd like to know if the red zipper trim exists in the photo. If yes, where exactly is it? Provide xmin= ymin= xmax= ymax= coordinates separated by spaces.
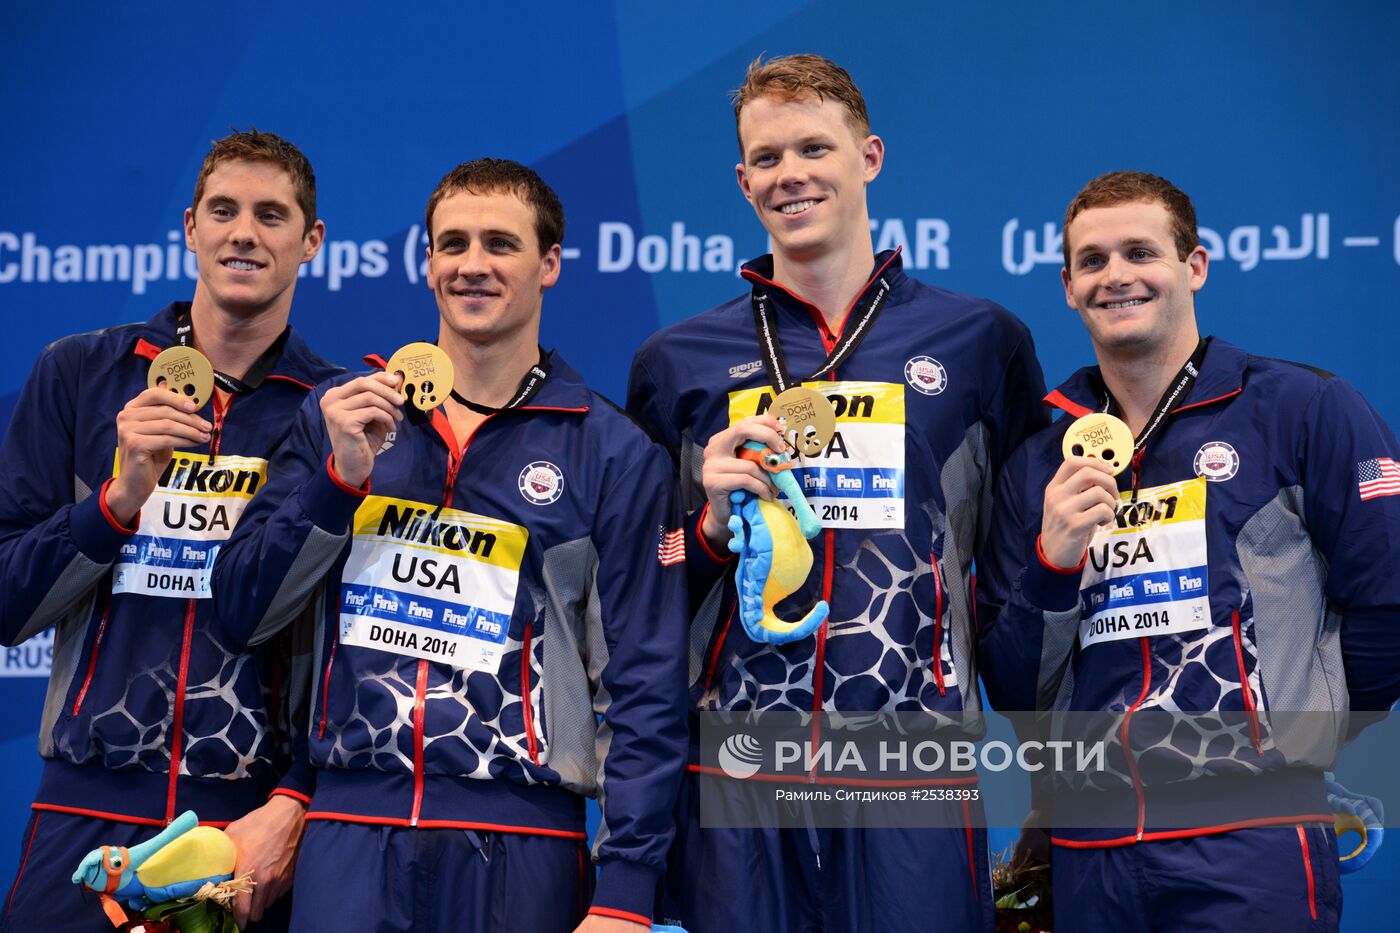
xmin=740 ymin=248 xmax=902 ymax=339
xmin=263 ymin=373 xmax=315 ymax=391
xmin=72 ymin=589 xmax=112 ymax=715
xmin=405 ymin=409 xmax=493 ymax=824
xmin=1231 ymin=609 xmax=1264 ymax=755
xmin=576 ymin=843 xmax=587 ymax=920
xmin=702 ymin=598 xmax=738 ymax=691
xmin=806 ymin=351 xmax=843 ymax=774
xmin=1121 ymin=637 xmax=1152 ymax=841
xmin=5 ymin=811 xmax=40 ymax=915
xmin=409 ymin=659 xmax=429 ymax=826
xmin=208 ymin=392 xmax=231 ymax=463
xmin=1043 ymin=389 xmax=1094 ymax=418
xmin=317 ymin=640 xmax=337 ymax=740
xmin=160 ymin=391 xmax=230 ymax=823
xmin=931 ymin=556 xmax=946 ymax=696
xmin=520 ymin=621 xmax=540 ymax=764
xmin=962 ymin=798 xmax=978 ymax=899
xmin=165 ymin=599 xmax=197 ymax=824
xmin=1129 ymin=449 xmax=1145 ymax=502
xmin=1173 ymin=388 xmax=1242 ymax=415
xmin=808 ymin=528 xmax=835 ymax=778
xmin=1297 ymin=826 xmax=1318 ymax=921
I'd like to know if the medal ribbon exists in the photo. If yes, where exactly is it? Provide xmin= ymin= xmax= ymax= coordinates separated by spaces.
xmin=449 ymin=346 xmax=552 ymax=414
xmin=1100 ymin=337 xmax=1211 ymax=455
xmin=751 ymin=275 xmax=891 ymax=393
xmin=1100 ymin=337 xmax=1210 ymax=502
xmin=172 ymin=308 xmax=290 ymax=395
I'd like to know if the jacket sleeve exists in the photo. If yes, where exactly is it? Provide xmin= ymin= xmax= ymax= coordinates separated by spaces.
xmin=1297 ymin=376 xmax=1400 ymax=714
xmin=976 ymin=439 xmax=1084 ymax=713
xmin=980 ymin=314 xmax=1051 ymax=541
xmin=626 ymin=344 xmax=733 ymax=613
xmin=0 ymin=344 xmax=135 ymax=646
xmin=585 ymin=440 xmax=689 ymax=926
xmin=212 ymin=381 xmax=366 ymax=649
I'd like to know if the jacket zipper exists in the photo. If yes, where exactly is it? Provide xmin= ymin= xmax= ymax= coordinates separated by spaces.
xmin=809 ymin=527 xmax=835 ymax=781
xmin=808 ymin=335 xmax=842 ymax=780
xmin=1231 ymin=609 xmax=1264 ymax=755
xmin=410 ymin=412 xmax=489 ymax=826
xmin=409 ymin=659 xmax=429 ymax=826
xmin=71 ymin=589 xmax=112 ymax=715
xmin=931 ymin=555 xmax=946 ymax=696
xmin=1122 ymin=637 xmax=1152 ymax=841
xmin=1069 ymin=386 xmax=1245 ymax=840
xmin=166 ymin=599 xmax=198 ymax=823
xmin=164 ymin=395 xmax=231 ymax=823
xmin=207 ymin=392 xmax=231 ymax=465
xmin=317 ymin=641 xmax=337 ymax=740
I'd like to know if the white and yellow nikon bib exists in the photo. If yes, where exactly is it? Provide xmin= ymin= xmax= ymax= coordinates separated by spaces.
xmin=728 ymin=380 xmax=905 ymax=530
xmin=338 ymin=495 xmax=528 ymax=672
xmin=1078 ymin=478 xmax=1211 ymax=648
xmin=112 ymin=452 xmax=266 ymax=599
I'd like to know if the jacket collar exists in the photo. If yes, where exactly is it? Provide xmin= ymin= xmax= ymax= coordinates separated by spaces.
xmin=132 ymin=302 xmax=339 ymax=391
xmin=1045 ymin=336 xmax=1248 ymax=418
xmin=364 ymin=345 xmax=591 ymax=414
xmin=739 ymin=248 xmax=908 ymax=338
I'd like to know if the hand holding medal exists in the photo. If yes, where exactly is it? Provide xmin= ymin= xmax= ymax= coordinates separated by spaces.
xmin=1040 ymin=414 xmax=1129 ymax=570
xmin=320 ymin=345 xmax=442 ymax=489
xmin=104 ymin=351 xmax=220 ymax=526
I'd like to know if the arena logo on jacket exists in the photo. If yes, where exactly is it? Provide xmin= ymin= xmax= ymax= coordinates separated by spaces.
xmin=728 ymin=380 xmax=906 ymax=530
xmin=338 ymin=495 xmax=528 ymax=672
xmin=1078 ymin=478 xmax=1211 ymax=648
xmin=112 ymin=451 xmax=267 ymax=598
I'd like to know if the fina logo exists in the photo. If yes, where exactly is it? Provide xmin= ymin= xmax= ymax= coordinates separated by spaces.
xmin=1193 ymin=441 xmax=1240 ymax=482
xmin=718 ymin=733 xmax=764 ymax=779
xmin=518 ymin=461 xmax=565 ymax=505
xmin=905 ymin=356 xmax=948 ymax=396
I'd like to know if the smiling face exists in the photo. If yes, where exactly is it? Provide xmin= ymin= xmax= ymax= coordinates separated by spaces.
xmin=735 ymin=93 xmax=883 ymax=263
xmin=426 ymin=188 xmax=560 ymax=349
xmin=184 ymin=159 xmax=323 ymax=319
xmin=1061 ymin=200 xmax=1209 ymax=361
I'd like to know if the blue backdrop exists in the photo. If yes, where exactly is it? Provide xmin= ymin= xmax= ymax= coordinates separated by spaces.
xmin=3 ymin=2 xmax=1398 ymax=925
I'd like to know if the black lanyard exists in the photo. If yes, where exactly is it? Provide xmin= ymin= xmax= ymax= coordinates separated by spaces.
xmin=172 ymin=309 xmax=289 ymax=395
xmin=449 ymin=347 xmax=551 ymax=414
xmin=751 ymin=275 xmax=891 ymax=393
xmin=1102 ymin=337 xmax=1210 ymax=500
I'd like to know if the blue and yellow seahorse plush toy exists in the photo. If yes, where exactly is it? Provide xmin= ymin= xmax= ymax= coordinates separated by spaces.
xmin=728 ymin=441 xmax=828 ymax=644
xmin=73 ymin=810 xmax=239 ymax=925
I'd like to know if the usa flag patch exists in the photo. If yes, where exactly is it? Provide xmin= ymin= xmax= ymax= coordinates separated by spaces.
xmin=657 ymin=526 xmax=685 ymax=566
xmin=1358 ymin=457 xmax=1400 ymax=501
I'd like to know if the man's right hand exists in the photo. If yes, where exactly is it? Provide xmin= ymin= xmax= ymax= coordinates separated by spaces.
xmin=1039 ymin=456 xmax=1119 ymax=569
xmin=320 ymin=373 xmax=404 ymax=488
xmin=105 ymin=386 xmax=213 ymax=525
xmin=698 ymin=414 xmax=787 ymax=552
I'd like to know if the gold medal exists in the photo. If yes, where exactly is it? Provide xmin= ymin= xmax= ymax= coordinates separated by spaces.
xmin=385 ymin=342 xmax=455 ymax=411
xmin=147 ymin=346 xmax=215 ymax=408
xmin=1062 ymin=413 xmax=1134 ymax=475
xmin=771 ymin=386 xmax=837 ymax=457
